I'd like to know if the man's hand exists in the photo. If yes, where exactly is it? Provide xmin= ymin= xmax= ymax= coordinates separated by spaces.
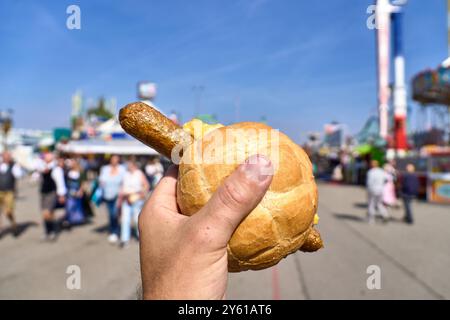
xmin=139 ymin=154 xmax=273 ymax=300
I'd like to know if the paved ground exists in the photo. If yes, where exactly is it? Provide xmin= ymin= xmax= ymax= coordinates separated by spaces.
xmin=0 ymin=181 xmax=449 ymax=299
xmin=228 ymin=182 xmax=450 ymax=299
xmin=0 ymin=181 xmax=141 ymax=300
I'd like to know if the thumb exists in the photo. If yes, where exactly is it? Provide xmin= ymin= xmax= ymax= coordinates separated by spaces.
xmin=196 ymin=154 xmax=274 ymax=245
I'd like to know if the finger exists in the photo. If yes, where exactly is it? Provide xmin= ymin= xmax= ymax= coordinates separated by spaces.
xmin=195 ymin=154 xmax=273 ymax=245
xmin=148 ymin=165 xmax=179 ymax=212
xmin=139 ymin=165 xmax=185 ymax=238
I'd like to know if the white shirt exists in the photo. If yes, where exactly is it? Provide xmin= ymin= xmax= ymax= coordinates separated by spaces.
xmin=35 ymin=159 xmax=67 ymax=197
xmin=67 ymin=170 xmax=80 ymax=180
xmin=0 ymin=162 xmax=23 ymax=179
xmin=145 ymin=163 xmax=164 ymax=179
xmin=122 ymin=170 xmax=145 ymax=195
xmin=99 ymin=164 xmax=126 ymax=200
xmin=366 ymin=167 xmax=388 ymax=195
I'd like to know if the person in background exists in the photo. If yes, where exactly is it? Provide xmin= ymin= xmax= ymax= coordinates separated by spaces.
xmin=340 ymin=152 xmax=351 ymax=184
xmin=86 ymin=155 xmax=100 ymax=181
xmin=99 ymin=155 xmax=125 ymax=244
xmin=79 ymin=156 xmax=89 ymax=174
xmin=366 ymin=160 xmax=389 ymax=224
xmin=53 ymin=156 xmax=68 ymax=211
xmin=400 ymin=164 xmax=420 ymax=225
xmin=0 ymin=152 xmax=23 ymax=237
xmin=353 ymin=157 xmax=363 ymax=185
xmin=382 ymin=162 xmax=398 ymax=207
xmin=119 ymin=159 xmax=149 ymax=248
xmin=37 ymin=153 xmax=67 ymax=241
xmin=64 ymin=159 xmax=87 ymax=227
xmin=331 ymin=163 xmax=343 ymax=183
xmin=144 ymin=156 xmax=164 ymax=190
xmin=312 ymin=162 xmax=318 ymax=176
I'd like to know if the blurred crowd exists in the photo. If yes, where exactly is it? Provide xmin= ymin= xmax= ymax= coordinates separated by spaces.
xmin=0 ymin=149 xmax=421 ymax=243
xmin=327 ymin=157 xmax=419 ymax=225
xmin=0 ymin=151 xmax=166 ymax=246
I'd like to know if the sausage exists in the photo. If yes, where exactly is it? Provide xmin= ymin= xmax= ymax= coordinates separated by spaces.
xmin=299 ymin=227 xmax=324 ymax=252
xmin=119 ymin=102 xmax=192 ymax=159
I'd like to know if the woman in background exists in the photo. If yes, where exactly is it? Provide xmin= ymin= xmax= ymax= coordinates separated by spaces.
xmin=119 ymin=160 xmax=149 ymax=248
xmin=382 ymin=162 xmax=398 ymax=208
xmin=37 ymin=152 xmax=67 ymax=241
xmin=99 ymin=155 xmax=125 ymax=244
xmin=64 ymin=159 xmax=87 ymax=227
xmin=144 ymin=156 xmax=164 ymax=190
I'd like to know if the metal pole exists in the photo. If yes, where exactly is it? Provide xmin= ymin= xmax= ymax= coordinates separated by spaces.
xmin=192 ymin=85 xmax=204 ymax=117
xmin=448 ymin=0 xmax=450 ymax=57
xmin=3 ymin=132 xmax=6 ymax=152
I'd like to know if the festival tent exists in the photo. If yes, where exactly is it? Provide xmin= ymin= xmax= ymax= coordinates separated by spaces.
xmin=58 ymin=139 xmax=158 ymax=155
xmin=95 ymin=118 xmax=127 ymax=139
xmin=354 ymin=143 xmax=385 ymax=164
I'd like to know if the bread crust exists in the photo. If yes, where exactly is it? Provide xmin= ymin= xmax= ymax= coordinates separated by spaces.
xmin=178 ymin=122 xmax=321 ymax=272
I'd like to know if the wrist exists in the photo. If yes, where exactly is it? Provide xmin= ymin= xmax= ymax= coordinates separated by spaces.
xmin=142 ymin=281 xmax=170 ymax=300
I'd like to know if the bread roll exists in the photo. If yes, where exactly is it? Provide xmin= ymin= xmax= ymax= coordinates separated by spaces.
xmin=178 ymin=122 xmax=322 ymax=271
xmin=119 ymin=102 xmax=323 ymax=272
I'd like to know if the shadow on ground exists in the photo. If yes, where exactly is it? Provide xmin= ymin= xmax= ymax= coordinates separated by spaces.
xmin=0 ymin=221 xmax=38 ymax=239
xmin=333 ymin=213 xmax=366 ymax=222
xmin=92 ymin=223 xmax=110 ymax=234
xmin=92 ymin=223 xmax=139 ymax=241
xmin=55 ymin=218 xmax=95 ymax=237
xmin=353 ymin=202 xmax=368 ymax=209
xmin=333 ymin=212 xmax=408 ymax=225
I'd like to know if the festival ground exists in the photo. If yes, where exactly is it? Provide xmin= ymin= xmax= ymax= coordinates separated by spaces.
xmin=0 ymin=181 xmax=449 ymax=299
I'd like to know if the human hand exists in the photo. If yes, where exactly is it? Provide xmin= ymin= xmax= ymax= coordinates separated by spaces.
xmin=139 ymin=154 xmax=273 ymax=300
xmin=58 ymin=196 xmax=66 ymax=204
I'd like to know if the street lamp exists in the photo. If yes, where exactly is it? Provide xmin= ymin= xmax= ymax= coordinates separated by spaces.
xmin=0 ymin=109 xmax=13 ymax=152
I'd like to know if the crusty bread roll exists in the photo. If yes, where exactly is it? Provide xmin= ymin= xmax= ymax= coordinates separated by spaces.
xmin=178 ymin=122 xmax=321 ymax=272
xmin=119 ymin=102 xmax=323 ymax=272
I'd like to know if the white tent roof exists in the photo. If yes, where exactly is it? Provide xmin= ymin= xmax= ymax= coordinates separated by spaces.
xmin=58 ymin=139 xmax=158 ymax=155
xmin=97 ymin=118 xmax=124 ymax=134
xmin=442 ymin=57 xmax=450 ymax=68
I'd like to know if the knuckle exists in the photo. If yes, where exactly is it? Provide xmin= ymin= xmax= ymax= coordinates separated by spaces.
xmin=219 ymin=179 xmax=249 ymax=210
xmin=209 ymin=209 xmax=235 ymax=233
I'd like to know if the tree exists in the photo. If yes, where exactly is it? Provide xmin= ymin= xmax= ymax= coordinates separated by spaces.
xmin=87 ymin=97 xmax=113 ymax=120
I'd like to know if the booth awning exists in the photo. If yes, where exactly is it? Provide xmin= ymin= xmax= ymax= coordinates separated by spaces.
xmin=58 ymin=139 xmax=158 ymax=155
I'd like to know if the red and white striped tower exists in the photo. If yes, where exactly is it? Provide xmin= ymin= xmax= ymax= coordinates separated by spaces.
xmin=375 ymin=0 xmax=394 ymax=140
xmin=392 ymin=8 xmax=408 ymax=153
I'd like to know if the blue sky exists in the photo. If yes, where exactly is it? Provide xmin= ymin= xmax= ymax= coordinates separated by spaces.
xmin=0 ymin=0 xmax=447 ymax=142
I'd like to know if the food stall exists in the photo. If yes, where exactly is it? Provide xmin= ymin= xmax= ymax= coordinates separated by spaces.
xmin=410 ymin=62 xmax=450 ymax=203
xmin=396 ymin=148 xmax=450 ymax=203
xmin=426 ymin=149 xmax=450 ymax=203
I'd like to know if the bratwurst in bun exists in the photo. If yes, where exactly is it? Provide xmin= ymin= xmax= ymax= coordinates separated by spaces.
xmin=119 ymin=102 xmax=323 ymax=272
